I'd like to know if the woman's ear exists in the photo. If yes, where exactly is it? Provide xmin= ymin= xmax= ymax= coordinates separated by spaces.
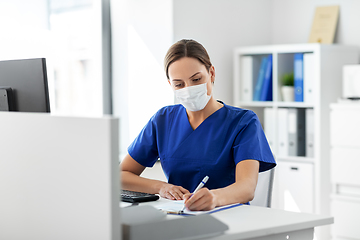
xmin=210 ymin=65 xmax=215 ymax=84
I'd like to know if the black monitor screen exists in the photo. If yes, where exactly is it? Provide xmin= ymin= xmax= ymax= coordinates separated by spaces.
xmin=0 ymin=58 xmax=50 ymax=112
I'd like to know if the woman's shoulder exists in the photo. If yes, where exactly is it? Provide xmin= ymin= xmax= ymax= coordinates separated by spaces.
xmin=156 ymin=104 xmax=183 ymax=115
xmin=220 ymin=101 xmax=257 ymax=120
xmin=150 ymin=104 xmax=184 ymax=121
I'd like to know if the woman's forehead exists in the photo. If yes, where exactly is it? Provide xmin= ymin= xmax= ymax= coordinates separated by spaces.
xmin=168 ymin=57 xmax=206 ymax=80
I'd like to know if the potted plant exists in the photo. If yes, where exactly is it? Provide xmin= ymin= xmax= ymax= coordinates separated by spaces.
xmin=281 ymin=72 xmax=294 ymax=101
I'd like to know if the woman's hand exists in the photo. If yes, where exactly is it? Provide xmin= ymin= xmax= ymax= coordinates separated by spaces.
xmin=159 ymin=183 xmax=190 ymax=200
xmin=183 ymin=188 xmax=217 ymax=211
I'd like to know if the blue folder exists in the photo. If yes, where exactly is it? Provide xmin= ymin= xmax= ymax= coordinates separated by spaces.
xmin=253 ymin=56 xmax=268 ymax=101
xmin=260 ymin=55 xmax=273 ymax=101
xmin=294 ymin=53 xmax=304 ymax=102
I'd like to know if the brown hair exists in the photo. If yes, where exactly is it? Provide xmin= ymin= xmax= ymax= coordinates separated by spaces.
xmin=164 ymin=39 xmax=212 ymax=79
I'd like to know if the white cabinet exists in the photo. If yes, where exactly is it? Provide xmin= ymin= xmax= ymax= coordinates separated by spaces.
xmin=233 ymin=44 xmax=359 ymax=240
xmin=332 ymin=196 xmax=360 ymax=239
xmin=330 ymin=103 xmax=360 ymax=240
xmin=273 ymin=161 xmax=314 ymax=213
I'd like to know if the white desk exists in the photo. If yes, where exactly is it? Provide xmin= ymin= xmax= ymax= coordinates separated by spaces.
xmin=133 ymin=198 xmax=333 ymax=240
xmin=208 ymin=205 xmax=331 ymax=240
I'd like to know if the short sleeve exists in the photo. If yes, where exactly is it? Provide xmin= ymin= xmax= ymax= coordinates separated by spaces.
xmin=233 ymin=111 xmax=276 ymax=172
xmin=127 ymin=112 xmax=160 ymax=168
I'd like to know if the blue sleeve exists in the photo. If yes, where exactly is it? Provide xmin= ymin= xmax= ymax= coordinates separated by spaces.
xmin=127 ymin=112 xmax=160 ymax=168
xmin=233 ymin=111 xmax=276 ymax=172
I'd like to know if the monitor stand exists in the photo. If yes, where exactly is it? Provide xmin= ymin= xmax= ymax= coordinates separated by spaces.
xmin=0 ymin=88 xmax=14 ymax=111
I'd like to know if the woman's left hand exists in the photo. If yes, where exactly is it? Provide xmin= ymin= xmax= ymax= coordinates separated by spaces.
xmin=183 ymin=188 xmax=217 ymax=211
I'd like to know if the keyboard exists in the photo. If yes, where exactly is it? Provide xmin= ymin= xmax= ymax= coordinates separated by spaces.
xmin=121 ymin=190 xmax=160 ymax=203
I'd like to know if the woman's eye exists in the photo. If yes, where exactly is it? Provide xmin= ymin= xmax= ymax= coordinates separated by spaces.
xmin=193 ymin=78 xmax=201 ymax=82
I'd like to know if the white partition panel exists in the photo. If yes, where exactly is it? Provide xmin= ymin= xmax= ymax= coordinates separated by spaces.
xmin=0 ymin=112 xmax=120 ymax=240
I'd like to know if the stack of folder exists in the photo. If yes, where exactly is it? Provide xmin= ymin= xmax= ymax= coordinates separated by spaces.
xmin=240 ymin=55 xmax=273 ymax=102
xmin=264 ymin=108 xmax=314 ymax=157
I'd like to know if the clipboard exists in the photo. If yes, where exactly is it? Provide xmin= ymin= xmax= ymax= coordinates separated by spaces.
xmin=156 ymin=200 xmax=242 ymax=215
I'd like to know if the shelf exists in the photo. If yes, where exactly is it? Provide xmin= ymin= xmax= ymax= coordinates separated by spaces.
xmin=235 ymin=101 xmax=273 ymax=108
xmin=233 ymin=43 xmax=359 ymax=240
xmin=236 ymin=101 xmax=314 ymax=108
xmin=275 ymin=156 xmax=315 ymax=164
xmin=234 ymin=43 xmax=320 ymax=55
xmin=331 ymin=194 xmax=360 ymax=202
xmin=277 ymin=102 xmax=314 ymax=108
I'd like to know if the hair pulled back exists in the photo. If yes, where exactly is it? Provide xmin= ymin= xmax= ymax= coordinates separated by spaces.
xmin=164 ymin=39 xmax=212 ymax=79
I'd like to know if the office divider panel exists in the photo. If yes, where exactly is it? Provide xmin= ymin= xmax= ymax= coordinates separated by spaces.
xmin=0 ymin=112 xmax=120 ymax=240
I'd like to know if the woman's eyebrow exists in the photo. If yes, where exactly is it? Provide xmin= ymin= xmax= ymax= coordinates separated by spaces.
xmin=171 ymin=72 xmax=201 ymax=82
xmin=189 ymin=72 xmax=201 ymax=79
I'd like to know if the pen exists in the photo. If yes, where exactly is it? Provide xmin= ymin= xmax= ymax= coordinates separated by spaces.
xmin=181 ymin=175 xmax=209 ymax=212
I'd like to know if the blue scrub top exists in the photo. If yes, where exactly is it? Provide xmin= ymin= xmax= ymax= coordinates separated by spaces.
xmin=128 ymin=102 xmax=276 ymax=192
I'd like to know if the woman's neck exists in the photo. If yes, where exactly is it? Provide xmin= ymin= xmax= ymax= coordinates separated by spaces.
xmin=186 ymin=98 xmax=223 ymax=130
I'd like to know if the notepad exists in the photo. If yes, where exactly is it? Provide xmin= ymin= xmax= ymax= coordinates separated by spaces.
xmin=156 ymin=200 xmax=242 ymax=215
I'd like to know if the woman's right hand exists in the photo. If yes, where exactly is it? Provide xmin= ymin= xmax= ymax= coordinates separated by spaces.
xmin=159 ymin=183 xmax=190 ymax=200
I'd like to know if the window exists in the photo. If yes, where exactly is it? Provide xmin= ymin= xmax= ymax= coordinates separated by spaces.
xmin=48 ymin=0 xmax=110 ymax=115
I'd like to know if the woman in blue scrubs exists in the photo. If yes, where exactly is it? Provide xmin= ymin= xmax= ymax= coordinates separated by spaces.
xmin=121 ymin=39 xmax=276 ymax=211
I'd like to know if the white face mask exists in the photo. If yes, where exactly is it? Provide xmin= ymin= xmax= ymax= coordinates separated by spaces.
xmin=174 ymin=83 xmax=211 ymax=111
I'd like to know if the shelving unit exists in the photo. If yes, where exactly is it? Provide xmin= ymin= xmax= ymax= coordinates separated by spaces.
xmin=233 ymin=43 xmax=358 ymax=240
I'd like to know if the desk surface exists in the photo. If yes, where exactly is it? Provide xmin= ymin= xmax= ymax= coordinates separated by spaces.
xmin=209 ymin=205 xmax=332 ymax=239
xmin=136 ymin=198 xmax=333 ymax=240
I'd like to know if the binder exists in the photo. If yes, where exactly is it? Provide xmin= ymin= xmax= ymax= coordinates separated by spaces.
xmin=264 ymin=108 xmax=275 ymax=152
xmin=260 ymin=55 xmax=273 ymax=101
xmin=297 ymin=108 xmax=306 ymax=156
xmin=277 ymin=108 xmax=289 ymax=156
xmin=306 ymin=108 xmax=314 ymax=157
xmin=288 ymin=109 xmax=297 ymax=156
xmin=240 ymin=56 xmax=254 ymax=101
xmin=288 ymin=108 xmax=306 ymax=156
xmin=303 ymin=53 xmax=315 ymax=103
xmin=253 ymin=56 xmax=268 ymax=101
xmin=294 ymin=53 xmax=304 ymax=102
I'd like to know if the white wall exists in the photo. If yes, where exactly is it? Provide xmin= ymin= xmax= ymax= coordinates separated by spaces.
xmin=173 ymin=0 xmax=273 ymax=104
xmin=271 ymin=0 xmax=360 ymax=48
xmin=111 ymin=0 xmax=174 ymax=157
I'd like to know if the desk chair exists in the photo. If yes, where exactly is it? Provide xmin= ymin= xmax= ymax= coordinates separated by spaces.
xmin=250 ymin=168 xmax=275 ymax=207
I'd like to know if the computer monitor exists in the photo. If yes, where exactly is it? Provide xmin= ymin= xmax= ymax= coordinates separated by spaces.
xmin=0 ymin=58 xmax=50 ymax=112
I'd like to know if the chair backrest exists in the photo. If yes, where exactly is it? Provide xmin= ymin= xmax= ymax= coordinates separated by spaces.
xmin=250 ymin=168 xmax=275 ymax=207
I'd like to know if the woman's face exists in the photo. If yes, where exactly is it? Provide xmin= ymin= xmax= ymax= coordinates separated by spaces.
xmin=168 ymin=57 xmax=215 ymax=95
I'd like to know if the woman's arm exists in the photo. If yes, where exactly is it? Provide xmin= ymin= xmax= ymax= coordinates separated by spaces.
xmin=120 ymin=154 xmax=189 ymax=200
xmin=183 ymin=160 xmax=259 ymax=211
